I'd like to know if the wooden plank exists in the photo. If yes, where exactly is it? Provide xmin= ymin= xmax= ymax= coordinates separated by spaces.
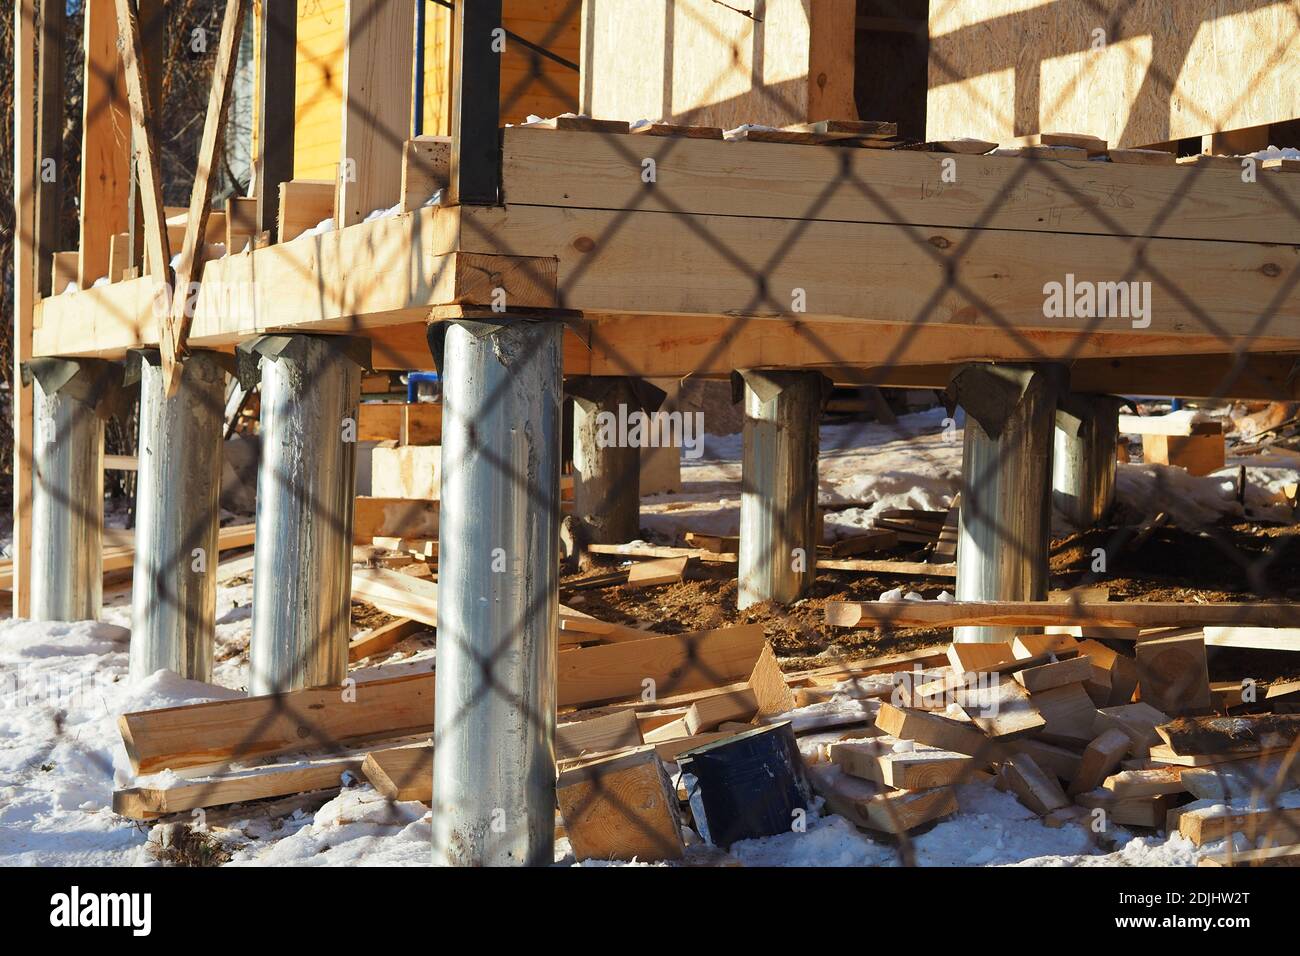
xmin=337 ymin=0 xmax=415 ymax=225
xmin=685 ymin=689 xmax=757 ymax=735
xmin=1136 ymin=633 xmax=1212 ymax=715
xmin=164 ymin=0 xmax=248 ymax=393
xmin=1001 ymin=753 xmax=1070 ymax=814
xmin=1177 ymin=804 xmax=1300 ymax=848
xmin=947 ymin=642 xmax=1014 ymax=672
xmin=556 ymin=710 xmax=643 ymax=761
xmin=831 ymin=738 xmax=974 ymax=789
xmin=961 ymin=678 xmax=1045 ymax=738
xmin=1119 ymin=413 xmax=1222 ymax=437
xmin=1005 ymin=738 xmax=1083 ymax=781
xmin=348 ymin=617 xmax=426 ymax=662
xmin=555 ymin=626 xmax=766 ymax=708
xmin=581 ymin=0 xmax=856 ymax=131
xmin=118 ymin=671 xmax=438 ymax=775
xmin=1014 ymin=655 xmax=1095 ymax=693
xmin=1200 ymin=845 xmax=1300 ymax=868
xmin=1102 ymin=767 xmax=1187 ymax=800
xmin=874 ymin=702 xmax=996 ymax=760
xmin=1068 ymin=729 xmax=1132 ymax=796
xmin=500 ymin=126 xmax=1300 ymax=244
xmin=556 ymin=746 xmax=684 ymax=862
xmin=926 ymin=1 xmax=1300 ymax=149
xmin=625 ymin=556 xmax=688 ymax=588
xmin=113 ymin=754 xmax=366 ymax=819
xmin=400 ymin=135 xmax=450 ymax=212
xmin=1155 ymin=715 xmax=1300 ymax=758
xmin=586 ymin=542 xmax=957 ymax=578
xmin=277 ymin=179 xmax=334 ymax=242
xmin=79 ymin=0 xmax=131 ymax=286
xmin=826 ymin=601 xmax=1299 ymax=630
xmin=361 ymin=743 xmax=432 ymax=801
xmin=1202 ymin=628 xmax=1300 ymax=653
xmin=808 ymin=763 xmax=958 ymax=834
xmin=356 ymin=403 xmax=443 ymax=444
xmin=1108 ymin=148 xmax=1176 ymax=167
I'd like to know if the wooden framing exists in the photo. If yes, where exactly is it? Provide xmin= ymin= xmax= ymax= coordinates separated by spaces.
xmin=336 ymin=0 xmax=416 ymax=226
xmin=79 ymin=0 xmax=131 ymax=287
xmin=11 ymin=0 xmax=36 ymax=617
xmin=33 ymin=0 xmax=64 ymax=297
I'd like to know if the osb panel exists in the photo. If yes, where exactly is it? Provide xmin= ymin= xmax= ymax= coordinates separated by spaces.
xmin=927 ymin=0 xmax=1300 ymax=148
xmin=582 ymin=0 xmax=857 ymax=128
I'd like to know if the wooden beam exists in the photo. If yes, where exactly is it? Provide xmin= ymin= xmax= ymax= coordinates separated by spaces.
xmin=1155 ymin=715 xmax=1300 ymax=757
xmin=118 ymin=671 xmax=438 ymax=775
xmin=501 ymin=127 xmax=1300 ymax=245
xmin=447 ymin=0 xmax=501 ymax=205
xmin=556 ymin=746 xmax=684 ymax=862
xmin=112 ymin=0 xmax=170 ymax=292
xmin=276 ymin=179 xmax=333 ymax=242
xmin=825 ymin=600 xmax=1300 ymax=630
xmin=80 ymin=0 xmax=132 ymax=286
xmin=162 ymin=0 xmax=248 ymax=394
xmin=352 ymin=496 xmax=439 ymax=543
xmin=33 ymin=0 xmax=64 ymax=297
xmin=337 ymin=0 xmax=415 ymax=226
xmin=401 ymin=135 xmax=451 ymax=211
xmin=460 ymin=202 xmax=1300 ymax=341
xmin=254 ymin=0 xmax=295 ymax=236
xmin=125 ymin=0 xmax=164 ymax=277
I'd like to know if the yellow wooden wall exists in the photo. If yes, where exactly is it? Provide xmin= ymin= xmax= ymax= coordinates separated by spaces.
xmin=293 ymin=0 xmax=581 ymax=181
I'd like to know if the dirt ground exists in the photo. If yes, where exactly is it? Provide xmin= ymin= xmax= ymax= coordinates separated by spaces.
xmin=563 ymin=519 xmax=1300 ymax=684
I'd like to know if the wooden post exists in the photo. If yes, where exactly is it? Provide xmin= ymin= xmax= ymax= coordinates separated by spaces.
xmin=255 ymin=0 xmax=296 ymax=237
xmin=79 ymin=0 xmax=132 ymax=287
xmin=12 ymin=0 xmax=37 ymax=617
xmin=34 ymin=0 xmax=65 ymax=297
xmin=162 ymin=0 xmax=247 ymax=395
xmin=126 ymin=0 xmax=165 ymax=276
xmin=447 ymin=0 xmax=502 ymax=206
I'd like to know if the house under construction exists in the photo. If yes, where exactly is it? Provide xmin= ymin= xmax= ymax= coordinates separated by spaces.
xmin=7 ymin=1 xmax=1300 ymax=868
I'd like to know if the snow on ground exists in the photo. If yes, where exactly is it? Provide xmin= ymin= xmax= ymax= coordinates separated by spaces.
xmin=3 ymin=407 xmax=1298 ymax=867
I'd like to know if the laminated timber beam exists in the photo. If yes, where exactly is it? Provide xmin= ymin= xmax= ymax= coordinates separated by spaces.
xmin=31 ymin=129 xmax=1300 ymax=377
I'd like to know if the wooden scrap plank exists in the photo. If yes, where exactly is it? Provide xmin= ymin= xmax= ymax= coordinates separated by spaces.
xmin=1107 ymin=147 xmax=1176 ymax=166
xmin=119 ymin=671 xmax=437 ymax=775
xmin=1094 ymin=702 xmax=1170 ymax=753
xmin=348 ymin=617 xmax=426 ymax=662
xmin=1015 ymin=655 xmax=1095 ymax=693
xmin=808 ymin=764 xmax=957 ymax=834
xmin=1077 ymin=638 xmax=1139 ymax=706
xmin=629 ymin=122 xmax=723 ymax=139
xmin=1068 ymin=728 xmax=1132 ymax=796
xmin=1155 ymin=715 xmax=1300 ymax=757
xmin=1176 ymin=803 xmax=1300 ymax=847
xmin=352 ymin=496 xmax=439 ymax=543
xmin=524 ymin=116 xmax=631 ymax=134
xmin=1202 ymin=628 xmax=1300 ymax=653
xmin=556 ymin=710 xmax=643 ymax=762
xmin=832 ymin=739 xmax=974 ymax=789
xmin=1031 ymin=683 xmax=1099 ymax=745
xmin=625 ymin=556 xmax=689 ymax=588
xmin=947 ymin=641 xmax=1015 ymax=672
xmin=1136 ymin=632 xmax=1212 ymax=715
xmin=1012 ymin=633 xmax=1079 ymax=659
xmin=361 ymin=743 xmax=432 ymax=801
xmin=747 ymin=642 xmax=796 ymax=717
xmin=1040 ymin=131 xmax=1107 ymax=156
xmin=875 ymin=702 xmax=997 ymax=760
xmin=1074 ymin=790 xmax=1173 ymax=828
xmin=113 ymin=754 xmax=366 ymax=819
xmin=1102 ymin=767 xmax=1187 ymax=799
xmin=685 ymin=689 xmax=758 ymax=735
xmin=555 ymin=745 xmax=684 ymax=862
xmin=960 ymin=679 xmax=1045 ymax=738
xmin=1005 ymin=738 xmax=1084 ymax=781
xmin=1001 ymin=753 xmax=1069 ymax=814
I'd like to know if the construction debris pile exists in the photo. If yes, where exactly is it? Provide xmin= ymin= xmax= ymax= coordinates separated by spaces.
xmin=108 ymin=556 xmax=1300 ymax=866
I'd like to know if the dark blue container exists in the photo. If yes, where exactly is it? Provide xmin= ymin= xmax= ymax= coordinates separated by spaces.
xmin=677 ymin=722 xmax=811 ymax=848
